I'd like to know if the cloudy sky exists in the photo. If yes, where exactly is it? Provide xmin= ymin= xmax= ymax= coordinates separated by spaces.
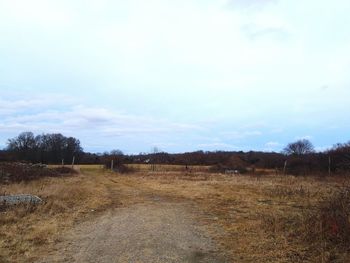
xmin=0 ymin=0 xmax=349 ymax=153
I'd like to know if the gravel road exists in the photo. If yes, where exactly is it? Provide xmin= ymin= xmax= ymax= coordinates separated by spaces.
xmin=37 ymin=201 xmax=227 ymax=263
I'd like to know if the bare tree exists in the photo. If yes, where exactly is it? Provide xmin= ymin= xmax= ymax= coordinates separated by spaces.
xmin=110 ymin=149 xmax=123 ymax=156
xmin=7 ymin=132 xmax=37 ymax=162
xmin=281 ymin=139 xmax=315 ymax=175
xmin=283 ymin=139 xmax=315 ymax=155
xmin=7 ymin=132 xmax=82 ymax=163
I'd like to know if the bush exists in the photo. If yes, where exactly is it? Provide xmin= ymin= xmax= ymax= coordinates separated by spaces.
xmin=51 ymin=167 xmax=78 ymax=174
xmin=104 ymin=161 xmax=134 ymax=174
xmin=0 ymin=162 xmax=76 ymax=184
xmin=113 ymin=164 xmax=134 ymax=174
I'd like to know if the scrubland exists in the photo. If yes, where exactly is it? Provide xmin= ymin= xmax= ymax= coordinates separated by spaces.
xmin=0 ymin=165 xmax=349 ymax=262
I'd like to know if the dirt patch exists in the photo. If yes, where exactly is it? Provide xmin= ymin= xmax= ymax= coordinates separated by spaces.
xmin=36 ymin=202 xmax=226 ymax=263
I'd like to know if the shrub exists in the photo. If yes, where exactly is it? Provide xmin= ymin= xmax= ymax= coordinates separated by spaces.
xmin=0 ymin=162 xmax=76 ymax=184
xmin=304 ymin=187 xmax=350 ymax=248
xmin=104 ymin=161 xmax=134 ymax=174
xmin=51 ymin=167 xmax=78 ymax=174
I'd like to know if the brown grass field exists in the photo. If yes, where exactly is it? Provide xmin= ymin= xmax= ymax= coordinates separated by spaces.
xmin=0 ymin=165 xmax=349 ymax=262
xmin=125 ymin=163 xmax=212 ymax=172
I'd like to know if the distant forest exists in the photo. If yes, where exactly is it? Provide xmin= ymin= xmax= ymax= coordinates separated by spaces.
xmin=1 ymin=132 xmax=349 ymax=176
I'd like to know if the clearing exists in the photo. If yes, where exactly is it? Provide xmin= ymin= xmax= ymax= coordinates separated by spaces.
xmin=1 ymin=165 xmax=349 ymax=262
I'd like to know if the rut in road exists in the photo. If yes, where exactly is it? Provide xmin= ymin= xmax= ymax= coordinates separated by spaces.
xmin=37 ymin=201 xmax=227 ymax=263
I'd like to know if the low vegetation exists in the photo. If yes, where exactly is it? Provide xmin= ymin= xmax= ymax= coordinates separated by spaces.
xmin=0 ymin=166 xmax=115 ymax=262
xmin=0 ymin=162 xmax=77 ymax=184
xmin=301 ymin=186 xmax=350 ymax=261
xmin=1 ymin=165 xmax=349 ymax=262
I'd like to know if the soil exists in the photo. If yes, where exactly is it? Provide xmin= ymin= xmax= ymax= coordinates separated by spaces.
xmin=36 ymin=201 xmax=227 ymax=263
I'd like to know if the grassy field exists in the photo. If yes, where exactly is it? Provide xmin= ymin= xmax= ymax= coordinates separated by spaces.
xmin=125 ymin=163 xmax=212 ymax=172
xmin=0 ymin=165 xmax=349 ymax=262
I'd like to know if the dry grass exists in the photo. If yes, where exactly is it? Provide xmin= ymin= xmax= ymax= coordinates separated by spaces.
xmin=0 ymin=166 xmax=119 ymax=262
xmin=121 ymin=173 xmax=350 ymax=262
xmin=1 ymin=165 xmax=349 ymax=262
xmin=125 ymin=163 xmax=212 ymax=173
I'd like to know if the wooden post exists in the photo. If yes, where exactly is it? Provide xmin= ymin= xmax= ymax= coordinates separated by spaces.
xmin=283 ymin=160 xmax=287 ymax=175
xmin=62 ymin=159 xmax=64 ymax=167
xmin=71 ymin=156 xmax=75 ymax=169
xmin=111 ymin=159 xmax=114 ymax=171
xmin=328 ymin=155 xmax=331 ymax=176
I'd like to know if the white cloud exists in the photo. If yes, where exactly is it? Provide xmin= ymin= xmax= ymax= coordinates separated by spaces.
xmin=221 ymin=130 xmax=262 ymax=140
xmin=0 ymin=94 xmax=74 ymax=115
xmin=0 ymin=105 xmax=200 ymax=136
xmin=264 ymin=141 xmax=282 ymax=151
xmin=0 ymin=0 xmax=73 ymax=28
xmin=1 ymin=0 xmax=350 ymax=152
xmin=226 ymin=0 xmax=276 ymax=10
xmin=0 ymin=94 xmax=203 ymax=152
xmin=265 ymin=141 xmax=280 ymax=147
xmin=315 ymin=146 xmax=331 ymax=153
xmin=197 ymin=142 xmax=238 ymax=150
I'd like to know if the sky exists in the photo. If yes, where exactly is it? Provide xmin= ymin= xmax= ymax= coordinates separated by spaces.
xmin=0 ymin=0 xmax=350 ymax=154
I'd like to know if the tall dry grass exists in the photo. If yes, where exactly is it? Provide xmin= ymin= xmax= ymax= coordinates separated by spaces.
xmin=124 ymin=172 xmax=350 ymax=262
xmin=0 ymin=166 xmax=118 ymax=262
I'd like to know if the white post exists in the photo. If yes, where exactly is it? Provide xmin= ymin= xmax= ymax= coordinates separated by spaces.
xmin=111 ymin=159 xmax=114 ymax=171
xmin=71 ymin=156 xmax=75 ymax=169
xmin=283 ymin=160 xmax=287 ymax=175
xmin=62 ymin=159 xmax=64 ymax=167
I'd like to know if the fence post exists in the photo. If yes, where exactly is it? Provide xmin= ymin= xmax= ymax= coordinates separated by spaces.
xmin=71 ymin=156 xmax=75 ymax=169
xmin=111 ymin=159 xmax=114 ymax=171
xmin=283 ymin=160 xmax=287 ymax=175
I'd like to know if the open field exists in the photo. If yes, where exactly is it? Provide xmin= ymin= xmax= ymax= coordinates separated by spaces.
xmin=125 ymin=163 xmax=212 ymax=173
xmin=1 ymin=165 xmax=349 ymax=262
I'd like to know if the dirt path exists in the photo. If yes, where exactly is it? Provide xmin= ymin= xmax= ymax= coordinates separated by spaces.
xmin=36 ymin=201 xmax=226 ymax=263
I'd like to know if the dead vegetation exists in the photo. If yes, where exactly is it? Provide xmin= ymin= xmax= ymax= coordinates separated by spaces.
xmin=124 ymin=172 xmax=350 ymax=262
xmin=125 ymin=163 xmax=212 ymax=173
xmin=0 ymin=165 xmax=349 ymax=262
xmin=0 ymin=166 xmax=115 ymax=262
xmin=0 ymin=162 xmax=77 ymax=184
xmin=298 ymin=186 xmax=350 ymax=262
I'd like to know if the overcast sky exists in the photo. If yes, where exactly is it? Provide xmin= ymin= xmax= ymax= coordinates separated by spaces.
xmin=0 ymin=0 xmax=349 ymax=153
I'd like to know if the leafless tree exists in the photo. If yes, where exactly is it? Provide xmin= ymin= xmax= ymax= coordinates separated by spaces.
xmin=7 ymin=132 xmax=37 ymax=162
xmin=7 ymin=132 xmax=82 ymax=163
xmin=283 ymin=139 xmax=315 ymax=155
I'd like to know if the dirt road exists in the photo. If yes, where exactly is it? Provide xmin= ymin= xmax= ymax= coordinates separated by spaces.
xmin=37 ymin=201 xmax=226 ymax=263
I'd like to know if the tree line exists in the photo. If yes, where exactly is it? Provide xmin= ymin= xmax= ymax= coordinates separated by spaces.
xmin=281 ymin=139 xmax=350 ymax=175
xmin=0 ymin=131 xmax=349 ymax=176
xmin=2 ymin=132 xmax=82 ymax=164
